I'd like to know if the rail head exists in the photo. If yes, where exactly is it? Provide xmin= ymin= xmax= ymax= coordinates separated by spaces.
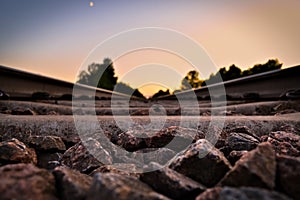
xmin=0 ymin=65 xmax=145 ymax=100
xmin=157 ymin=65 xmax=300 ymax=100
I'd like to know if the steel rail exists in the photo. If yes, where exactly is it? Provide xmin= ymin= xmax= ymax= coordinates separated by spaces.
xmin=0 ymin=65 xmax=136 ymax=100
xmin=157 ymin=65 xmax=300 ymax=100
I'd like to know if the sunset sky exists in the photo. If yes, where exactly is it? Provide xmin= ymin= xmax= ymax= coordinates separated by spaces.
xmin=0 ymin=0 xmax=299 ymax=97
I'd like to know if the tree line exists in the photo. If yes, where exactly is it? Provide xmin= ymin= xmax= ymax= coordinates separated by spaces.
xmin=200 ymin=59 xmax=282 ymax=87
xmin=77 ymin=58 xmax=282 ymax=99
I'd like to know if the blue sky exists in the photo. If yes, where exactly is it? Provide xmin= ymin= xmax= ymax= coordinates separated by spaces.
xmin=0 ymin=0 xmax=299 ymax=96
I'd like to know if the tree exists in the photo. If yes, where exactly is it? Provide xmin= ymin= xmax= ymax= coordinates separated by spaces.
xmin=180 ymin=70 xmax=203 ymax=90
xmin=242 ymin=59 xmax=282 ymax=77
xmin=201 ymin=58 xmax=282 ymax=86
xmin=114 ymin=82 xmax=145 ymax=99
xmin=151 ymin=89 xmax=170 ymax=99
xmin=77 ymin=58 xmax=146 ymax=98
xmin=77 ymin=58 xmax=118 ymax=91
xmin=225 ymin=65 xmax=242 ymax=81
xmin=209 ymin=64 xmax=241 ymax=82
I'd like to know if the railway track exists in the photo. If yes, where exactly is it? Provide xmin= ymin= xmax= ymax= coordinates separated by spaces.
xmin=158 ymin=65 xmax=300 ymax=101
xmin=0 ymin=65 xmax=133 ymax=100
xmin=0 ymin=65 xmax=299 ymax=101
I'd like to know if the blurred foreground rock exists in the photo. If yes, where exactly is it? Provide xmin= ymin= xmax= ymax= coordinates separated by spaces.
xmin=0 ymin=163 xmax=57 ymax=200
xmin=53 ymin=166 xmax=93 ymax=200
xmin=87 ymin=173 xmax=170 ymax=200
xmin=276 ymin=155 xmax=300 ymax=200
xmin=141 ymin=162 xmax=206 ymax=200
xmin=196 ymin=187 xmax=291 ymax=200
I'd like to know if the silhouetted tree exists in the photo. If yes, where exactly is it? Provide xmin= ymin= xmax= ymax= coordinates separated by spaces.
xmin=77 ymin=58 xmax=118 ymax=91
xmin=201 ymin=59 xmax=282 ymax=86
xmin=114 ymin=82 xmax=145 ymax=99
xmin=151 ymin=89 xmax=170 ymax=99
xmin=77 ymin=58 xmax=146 ymax=98
xmin=242 ymin=59 xmax=282 ymax=77
xmin=180 ymin=70 xmax=203 ymax=90
xmin=133 ymin=89 xmax=145 ymax=99
xmin=202 ymin=64 xmax=241 ymax=86
xmin=225 ymin=64 xmax=242 ymax=81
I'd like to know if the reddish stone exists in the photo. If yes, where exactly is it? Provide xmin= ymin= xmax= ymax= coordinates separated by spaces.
xmin=87 ymin=173 xmax=170 ymax=200
xmin=61 ymin=140 xmax=112 ymax=174
xmin=267 ymin=137 xmax=299 ymax=157
xmin=0 ymin=163 xmax=57 ymax=199
xmin=29 ymin=135 xmax=66 ymax=152
xmin=53 ymin=166 xmax=93 ymax=200
xmin=169 ymin=139 xmax=232 ymax=187
xmin=0 ymin=138 xmax=37 ymax=165
xmin=195 ymin=187 xmax=222 ymax=200
xmin=276 ymin=155 xmax=300 ymax=200
xmin=141 ymin=162 xmax=206 ymax=200
xmin=220 ymin=142 xmax=276 ymax=189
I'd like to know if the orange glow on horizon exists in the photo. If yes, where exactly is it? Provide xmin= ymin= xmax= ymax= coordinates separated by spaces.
xmin=138 ymin=84 xmax=169 ymax=98
xmin=114 ymin=49 xmax=196 ymax=95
